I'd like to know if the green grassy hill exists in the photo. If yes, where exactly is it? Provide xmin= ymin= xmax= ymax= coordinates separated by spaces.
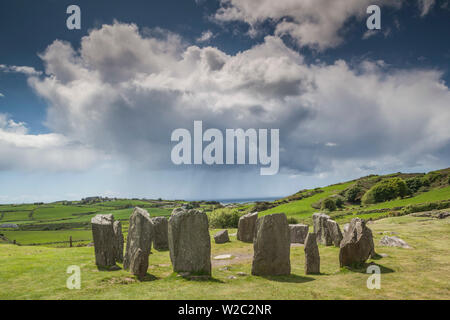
xmin=0 ymin=168 xmax=449 ymax=299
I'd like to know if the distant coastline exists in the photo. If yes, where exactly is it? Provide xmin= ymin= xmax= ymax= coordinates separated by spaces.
xmin=191 ymin=196 xmax=282 ymax=204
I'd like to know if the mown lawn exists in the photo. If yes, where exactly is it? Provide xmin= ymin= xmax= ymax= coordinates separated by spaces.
xmin=1 ymin=215 xmax=448 ymax=299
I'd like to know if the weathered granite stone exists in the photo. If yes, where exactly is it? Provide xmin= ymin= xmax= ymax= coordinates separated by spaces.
xmin=304 ymin=233 xmax=320 ymax=274
xmin=326 ymin=219 xmax=343 ymax=247
xmin=123 ymin=207 xmax=153 ymax=270
xmin=237 ymin=212 xmax=258 ymax=242
xmin=151 ymin=216 xmax=169 ymax=251
xmin=113 ymin=220 xmax=124 ymax=263
xmin=168 ymin=208 xmax=211 ymax=275
xmin=312 ymin=213 xmax=333 ymax=246
xmin=339 ymin=218 xmax=375 ymax=267
xmin=379 ymin=236 xmax=411 ymax=249
xmin=214 ymin=230 xmax=230 ymax=244
xmin=343 ymin=223 xmax=350 ymax=235
xmin=129 ymin=248 xmax=148 ymax=279
xmin=289 ymin=224 xmax=309 ymax=244
xmin=91 ymin=214 xmax=116 ymax=267
xmin=251 ymin=213 xmax=291 ymax=276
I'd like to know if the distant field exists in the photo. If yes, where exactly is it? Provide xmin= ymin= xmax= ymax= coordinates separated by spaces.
xmin=0 ymin=203 xmax=173 ymax=246
xmin=1 ymin=230 xmax=92 ymax=246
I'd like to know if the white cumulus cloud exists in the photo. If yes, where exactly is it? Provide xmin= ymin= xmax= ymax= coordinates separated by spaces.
xmin=22 ymin=22 xmax=450 ymax=176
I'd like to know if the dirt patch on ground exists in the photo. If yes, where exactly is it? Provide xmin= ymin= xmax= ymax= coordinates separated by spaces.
xmin=212 ymin=252 xmax=253 ymax=267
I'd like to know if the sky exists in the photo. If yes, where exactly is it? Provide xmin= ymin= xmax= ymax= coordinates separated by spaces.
xmin=0 ymin=0 xmax=449 ymax=203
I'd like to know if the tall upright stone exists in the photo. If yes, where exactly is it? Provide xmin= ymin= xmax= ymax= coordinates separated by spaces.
xmin=304 ymin=233 xmax=320 ymax=274
xmin=123 ymin=207 xmax=153 ymax=271
xmin=339 ymin=218 xmax=375 ymax=267
xmin=152 ymin=216 xmax=169 ymax=251
xmin=289 ymin=224 xmax=309 ymax=244
xmin=326 ymin=219 xmax=343 ymax=247
xmin=91 ymin=214 xmax=116 ymax=267
xmin=251 ymin=213 xmax=291 ymax=276
xmin=168 ymin=208 xmax=211 ymax=275
xmin=113 ymin=220 xmax=124 ymax=263
xmin=237 ymin=212 xmax=258 ymax=242
xmin=312 ymin=213 xmax=333 ymax=246
xmin=129 ymin=248 xmax=148 ymax=279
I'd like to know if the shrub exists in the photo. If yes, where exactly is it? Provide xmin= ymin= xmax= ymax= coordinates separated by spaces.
xmin=335 ymin=197 xmax=344 ymax=208
xmin=362 ymin=177 xmax=409 ymax=205
xmin=403 ymin=200 xmax=450 ymax=214
xmin=287 ymin=217 xmax=298 ymax=224
xmin=345 ymin=184 xmax=363 ymax=203
xmin=208 ymin=208 xmax=241 ymax=228
xmin=252 ymin=201 xmax=276 ymax=212
xmin=405 ymin=177 xmax=423 ymax=194
xmin=321 ymin=198 xmax=337 ymax=211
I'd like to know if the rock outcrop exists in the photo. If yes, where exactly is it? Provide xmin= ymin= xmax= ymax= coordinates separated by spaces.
xmin=380 ymin=236 xmax=411 ymax=249
xmin=339 ymin=218 xmax=375 ymax=267
xmin=251 ymin=213 xmax=291 ymax=276
xmin=237 ymin=212 xmax=258 ymax=242
xmin=168 ymin=208 xmax=211 ymax=275
xmin=214 ymin=230 xmax=230 ymax=244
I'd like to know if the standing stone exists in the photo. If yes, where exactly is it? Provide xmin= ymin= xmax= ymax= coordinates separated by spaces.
xmin=152 ymin=216 xmax=169 ymax=251
xmin=168 ymin=208 xmax=211 ymax=275
xmin=113 ymin=220 xmax=124 ymax=263
xmin=343 ymin=223 xmax=350 ymax=235
xmin=326 ymin=219 xmax=343 ymax=247
xmin=339 ymin=218 xmax=375 ymax=267
xmin=214 ymin=230 xmax=230 ymax=244
xmin=251 ymin=213 xmax=291 ymax=276
xmin=129 ymin=248 xmax=148 ymax=279
xmin=237 ymin=212 xmax=258 ymax=242
xmin=123 ymin=207 xmax=153 ymax=271
xmin=91 ymin=214 xmax=116 ymax=267
xmin=312 ymin=213 xmax=333 ymax=246
xmin=304 ymin=233 xmax=320 ymax=274
xmin=289 ymin=224 xmax=309 ymax=244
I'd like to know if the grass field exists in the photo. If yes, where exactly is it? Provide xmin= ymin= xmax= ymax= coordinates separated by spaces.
xmin=1 ymin=168 xmax=449 ymax=299
xmin=1 ymin=215 xmax=449 ymax=299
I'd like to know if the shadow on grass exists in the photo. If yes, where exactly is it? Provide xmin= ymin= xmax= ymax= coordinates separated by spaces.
xmin=370 ymin=253 xmax=385 ymax=260
xmin=97 ymin=265 xmax=122 ymax=272
xmin=172 ymin=272 xmax=224 ymax=283
xmin=260 ymin=274 xmax=315 ymax=283
xmin=137 ymin=273 xmax=159 ymax=282
xmin=341 ymin=262 xmax=395 ymax=274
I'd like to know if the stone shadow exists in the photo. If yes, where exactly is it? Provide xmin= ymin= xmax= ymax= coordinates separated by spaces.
xmin=343 ymin=262 xmax=395 ymax=274
xmin=96 ymin=265 xmax=122 ymax=272
xmin=176 ymin=272 xmax=224 ymax=283
xmin=260 ymin=274 xmax=315 ymax=283
xmin=137 ymin=273 xmax=159 ymax=282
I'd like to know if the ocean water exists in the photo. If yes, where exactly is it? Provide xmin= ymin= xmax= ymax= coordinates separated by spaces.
xmin=215 ymin=196 xmax=281 ymax=204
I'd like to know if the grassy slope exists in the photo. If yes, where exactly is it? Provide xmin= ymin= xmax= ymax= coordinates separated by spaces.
xmin=1 ymin=215 xmax=449 ymax=300
xmin=260 ymin=182 xmax=353 ymax=218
